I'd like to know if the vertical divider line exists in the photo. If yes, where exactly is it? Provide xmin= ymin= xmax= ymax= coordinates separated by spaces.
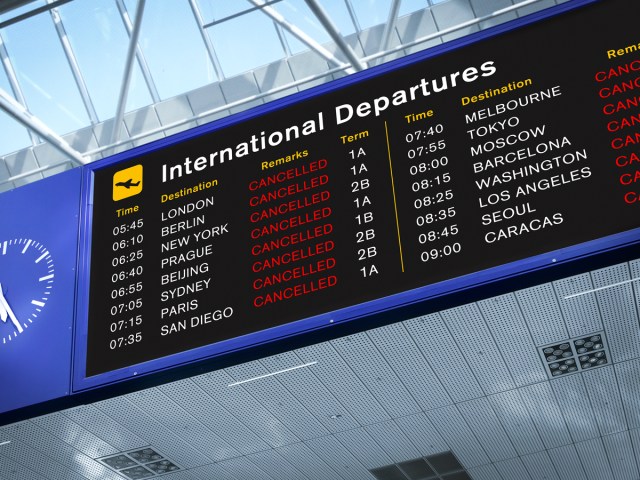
xmin=384 ymin=121 xmax=405 ymax=272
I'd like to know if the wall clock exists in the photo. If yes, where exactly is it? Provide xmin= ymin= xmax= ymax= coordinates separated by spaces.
xmin=0 ymin=238 xmax=54 ymax=345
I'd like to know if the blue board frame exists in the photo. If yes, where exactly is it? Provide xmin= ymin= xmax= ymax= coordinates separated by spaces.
xmin=0 ymin=169 xmax=82 ymax=414
xmin=73 ymin=0 xmax=640 ymax=391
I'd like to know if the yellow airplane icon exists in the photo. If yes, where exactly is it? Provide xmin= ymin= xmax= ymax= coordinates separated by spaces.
xmin=113 ymin=165 xmax=143 ymax=201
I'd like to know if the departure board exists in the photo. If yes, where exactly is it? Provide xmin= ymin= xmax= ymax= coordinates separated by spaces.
xmin=83 ymin=0 xmax=640 ymax=377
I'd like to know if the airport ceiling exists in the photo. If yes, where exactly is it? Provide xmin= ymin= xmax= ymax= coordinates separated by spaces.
xmin=5 ymin=2 xmax=639 ymax=480
xmin=3 ymin=256 xmax=640 ymax=480
xmin=0 ymin=0 xmax=547 ymax=189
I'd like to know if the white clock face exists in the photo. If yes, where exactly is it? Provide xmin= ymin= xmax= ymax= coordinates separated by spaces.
xmin=0 ymin=238 xmax=54 ymax=345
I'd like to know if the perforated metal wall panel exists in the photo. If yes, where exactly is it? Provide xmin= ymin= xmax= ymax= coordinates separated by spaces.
xmin=426 ymin=405 xmax=490 ymax=468
xmin=216 ymin=455 xmax=272 ymax=480
xmin=582 ymin=366 xmax=627 ymax=435
xmin=403 ymin=314 xmax=484 ymax=403
xmin=246 ymin=449 xmax=304 ymax=480
xmin=367 ymin=323 xmax=452 ymax=411
xmin=487 ymin=390 xmax=545 ymax=455
xmin=1 ymin=421 xmax=119 ymax=479
xmin=615 ymin=359 xmax=640 ymax=430
xmin=0 ymin=435 xmax=93 ymax=480
xmin=229 ymin=369 xmax=330 ymax=442
xmin=259 ymin=352 xmax=360 ymax=433
xmin=3 ymin=256 xmax=640 ymax=479
xmin=0 ymin=455 xmax=48 ymax=480
xmin=547 ymin=445 xmax=586 ymax=480
xmin=62 ymin=405 xmax=145 ymax=452
xmin=185 ymin=462 xmax=237 ymax=480
xmin=365 ymin=420 xmax=422 ymax=463
xmin=441 ymin=304 xmax=516 ymax=395
xmin=575 ymin=438 xmax=615 ymax=480
xmin=158 ymin=378 xmax=270 ymax=455
xmin=276 ymin=442 xmax=343 ymax=480
xmin=554 ymin=274 xmax=603 ymax=338
xmin=95 ymin=396 xmax=210 ymax=468
xmin=125 ymin=387 xmax=238 ymax=462
xmin=494 ymin=456 xmax=532 ymax=480
xmin=331 ymin=333 xmax=421 ymax=418
xmin=457 ymin=397 xmax=517 ymax=462
xmin=516 ymin=283 xmax=568 ymax=346
xmin=296 ymin=343 xmax=391 ymax=425
xmin=592 ymin=263 xmax=640 ymax=362
xmin=161 ymin=470 xmax=198 ymax=480
xmin=603 ymin=431 xmax=639 ymax=480
xmin=628 ymin=429 xmax=640 ymax=471
xmin=31 ymin=411 xmax=117 ymax=459
xmin=393 ymin=413 xmax=450 ymax=458
xmin=521 ymin=451 xmax=560 ymax=480
xmin=193 ymin=371 xmax=300 ymax=447
xmin=478 ymin=293 xmax=547 ymax=386
xmin=551 ymin=374 xmax=600 ymax=442
xmin=517 ymin=382 xmax=572 ymax=449
xmin=304 ymin=435 xmax=371 ymax=480
xmin=468 ymin=463 xmax=501 ymax=480
xmin=334 ymin=427 xmax=393 ymax=469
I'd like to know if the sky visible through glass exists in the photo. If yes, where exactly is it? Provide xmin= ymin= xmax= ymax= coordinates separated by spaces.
xmin=0 ymin=0 xmax=437 ymax=161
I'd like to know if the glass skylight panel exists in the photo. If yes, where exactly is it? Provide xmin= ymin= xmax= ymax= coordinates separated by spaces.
xmin=0 ymin=70 xmax=31 ymax=157
xmin=123 ymin=0 xmax=217 ymax=98
xmin=196 ymin=0 xmax=256 ymax=23
xmin=348 ymin=0 xmax=394 ymax=30
xmin=58 ymin=0 xmax=152 ymax=120
xmin=275 ymin=0 xmax=357 ymax=54
xmin=207 ymin=9 xmax=285 ymax=77
xmin=399 ymin=0 xmax=433 ymax=17
xmin=2 ymin=10 xmax=89 ymax=135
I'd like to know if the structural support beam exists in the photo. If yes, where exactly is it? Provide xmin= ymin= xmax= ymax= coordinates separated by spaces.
xmin=378 ymin=0 xmax=401 ymax=63
xmin=115 ymin=0 xmax=159 ymax=104
xmin=203 ymin=0 xmax=283 ymax=27
xmin=48 ymin=0 xmax=99 ymax=124
xmin=0 ymin=88 xmax=88 ymax=166
xmin=304 ymin=0 xmax=366 ymax=71
xmin=0 ymin=34 xmax=39 ymax=145
xmin=110 ymin=0 xmax=146 ymax=146
xmin=188 ymin=0 xmax=225 ymax=81
xmin=248 ymin=0 xmax=349 ymax=72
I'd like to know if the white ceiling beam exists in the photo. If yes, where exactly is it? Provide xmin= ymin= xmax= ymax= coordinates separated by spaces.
xmin=304 ymin=0 xmax=366 ymax=71
xmin=47 ymin=0 xmax=99 ymax=124
xmin=0 ymin=88 xmax=88 ymax=166
xmin=109 ymin=0 xmax=146 ymax=146
xmin=378 ymin=0 xmax=402 ymax=64
xmin=248 ymin=0 xmax=352 ymax=72
xmin=115 ymin=0 xmax=160 ymax=104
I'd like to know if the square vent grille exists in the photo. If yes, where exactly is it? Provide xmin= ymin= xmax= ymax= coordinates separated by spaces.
xmin=370 ymin=451 xmax=470 ymax=480
xmin=98 ymin=447 xmax=180 ymax=479
xmin=539 ymin=332 xmax=610 ymax=378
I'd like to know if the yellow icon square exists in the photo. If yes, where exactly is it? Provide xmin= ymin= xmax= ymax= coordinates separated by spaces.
xmin=113 ymin=165 xmax=143 ymax=201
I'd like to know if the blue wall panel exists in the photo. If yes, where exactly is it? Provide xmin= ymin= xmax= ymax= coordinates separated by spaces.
xmin=0 ymin=169 xmax=81 ymax=414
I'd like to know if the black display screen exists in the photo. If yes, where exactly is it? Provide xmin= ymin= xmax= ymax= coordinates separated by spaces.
xmin=85 ymin=0 xmax=640 ymax=376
